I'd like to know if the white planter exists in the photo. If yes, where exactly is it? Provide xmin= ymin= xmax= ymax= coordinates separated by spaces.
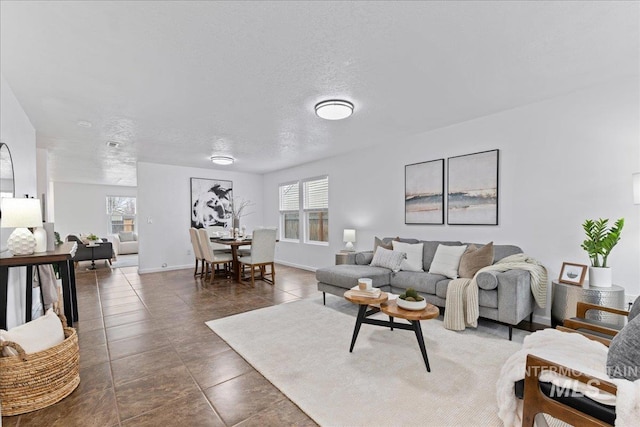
xmin=589 ymin=267 xmax=612 ymax=287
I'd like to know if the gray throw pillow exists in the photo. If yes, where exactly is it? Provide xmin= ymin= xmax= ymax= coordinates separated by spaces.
xmin=119 ymin=231 xmax=135 ymax=242
xmin=607 ymin=314 xmax=640 ymax=381
xmin=370 ymin=247 xmax=406 ymax=273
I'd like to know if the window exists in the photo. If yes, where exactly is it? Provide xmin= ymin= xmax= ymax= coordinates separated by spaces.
xmin=106 ymin=196 xmax=136 ymax=234
xmin=303 ymin=176 xmax=328 ymax=243
xmin=279 ymin=182 xmax=299 ymax=240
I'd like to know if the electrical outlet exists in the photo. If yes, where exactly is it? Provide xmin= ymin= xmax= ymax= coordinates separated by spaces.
xmin=625 ymin=294 xmax=638 ymax=308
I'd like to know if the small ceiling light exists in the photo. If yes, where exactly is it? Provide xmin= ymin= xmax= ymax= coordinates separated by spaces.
xmin=211 ymin=155 xmax=234 ymax=165
xmin=77 ymin=120 xmax=92 ymax=128
xmin=315 ymin=100 xmax=354 ymax=120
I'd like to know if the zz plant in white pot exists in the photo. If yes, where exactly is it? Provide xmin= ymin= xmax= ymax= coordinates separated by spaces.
xmin=581 ymin=218 xmax=624 ymax=287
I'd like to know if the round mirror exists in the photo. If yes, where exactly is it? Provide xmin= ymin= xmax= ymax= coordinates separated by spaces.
xmin=0 ymin=143 xmax=15 ymax=199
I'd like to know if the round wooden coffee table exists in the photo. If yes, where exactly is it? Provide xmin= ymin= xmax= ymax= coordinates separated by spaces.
xmin=380 ymin=300 xmax=439 ymax=372
xmin=344 ymin=290 xmax=439 ymax=372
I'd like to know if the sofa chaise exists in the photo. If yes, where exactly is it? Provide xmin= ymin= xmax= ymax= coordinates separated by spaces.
xmin=316 ymin=237 xmax=536 ymax=339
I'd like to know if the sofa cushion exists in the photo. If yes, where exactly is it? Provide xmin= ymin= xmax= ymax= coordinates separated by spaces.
xmin=607 ymin=314 xmax=640 ymax=381
xmin=316 ymin=265 xmax=391 ymax=289
xmin=493 ymin=244 xmax=522 ymax=262
xmin=355 ymin=251 xmax=374 ymax=265
xmin=477 ymin=271 xmax=499 ymax=290
xmin=392 ymin=241 xmax=424 ymax=272
xmin=428 ymin=244 xmax=467 ymax=279
xmin=420 ymin=241 xmax=463 ymax=271
xmin=458 ymin=242 xmax=494 ymax=278
xmin=435 ymin=279 xmax=451 ymax=299
xmin=390 ymin=272 xmax=447 ymax=295
xmin=370 ymin=247 xmax=405 ymax=272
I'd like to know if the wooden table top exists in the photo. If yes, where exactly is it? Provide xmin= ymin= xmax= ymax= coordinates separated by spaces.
xmin=380 ymin=300 xmax=439 ymax=321
xmin=344 ymin=290 xmax=389 ymax=306
xmin=0 ymin=242 xmax=77 ymax=266
xmin=210 ymin=238 xmax=252 ymax=246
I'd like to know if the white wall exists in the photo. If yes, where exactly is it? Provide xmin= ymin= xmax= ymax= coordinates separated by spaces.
xmin=52 ymin=182 xmax=137 ymax=240
xmin=137 ymin=162 xmax=264 ymax=273
xmin=263 ymin=78 xmax=640 ymax=319
xmin=1 ymin=73 xmax=37 ymax=328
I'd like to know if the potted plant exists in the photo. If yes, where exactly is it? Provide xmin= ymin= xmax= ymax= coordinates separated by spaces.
xmin=86 ymin=233 xmax=100 ymax=244
xmin=580 ymin=218 xmax=624 ymax=287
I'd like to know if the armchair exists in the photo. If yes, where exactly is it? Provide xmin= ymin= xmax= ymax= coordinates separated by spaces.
xmin=109 ymin=232 xmax=138 ymax=255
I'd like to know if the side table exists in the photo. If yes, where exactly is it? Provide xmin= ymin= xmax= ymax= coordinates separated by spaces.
xmin=551 ymin=280 xmax=625 ymax=328
xmin=335 ymin=252 xmax=356 ymax=265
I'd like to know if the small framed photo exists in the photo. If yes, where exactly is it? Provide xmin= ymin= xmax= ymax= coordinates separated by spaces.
xmin=559 ymin=262 xmax=587 ymax=286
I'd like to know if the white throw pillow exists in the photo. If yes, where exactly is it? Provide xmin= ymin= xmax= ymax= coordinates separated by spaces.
xmin=370 ymin=247 xmax=406 ymax=273
xmin=392 ymin=241 xmax=424 ymax=272
xmin=428 ymin=244 xmax=468 ymax=279
xmin=0 ymin=308 xmax=65 ymax=356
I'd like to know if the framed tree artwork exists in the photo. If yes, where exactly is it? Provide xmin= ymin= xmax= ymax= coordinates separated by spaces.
xmin=405 ymin=159 xmax=444 ymax=224
xmin=190 ymin=177 xmax=233 ymax=229
xmin=447 ymin=149 xmax=499 ymax=225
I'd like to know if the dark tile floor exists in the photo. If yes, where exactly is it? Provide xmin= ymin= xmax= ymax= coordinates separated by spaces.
xmin=2 ymin=263 xmax=320 ymax=426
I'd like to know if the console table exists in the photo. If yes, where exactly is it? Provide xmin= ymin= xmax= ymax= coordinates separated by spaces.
xmin=0 ymin=242 xmax=78 ymax=328
xmin=551 ymin=280 xmax=626 ymax=328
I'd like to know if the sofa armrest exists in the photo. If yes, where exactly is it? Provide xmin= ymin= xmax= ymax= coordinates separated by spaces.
xmin=495 ymin=269 xmax=534 ymax=325
xmin=109 ymin=234 xmax=122 ymax=255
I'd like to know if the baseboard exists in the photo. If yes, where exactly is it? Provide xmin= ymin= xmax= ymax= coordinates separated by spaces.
xmin=138 ymin=264 xmax=192 ymax=274
xmin=274 ymin=259 xmax=316 ymax=272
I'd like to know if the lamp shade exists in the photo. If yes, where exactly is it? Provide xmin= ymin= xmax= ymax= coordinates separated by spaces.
xmin=343 ymin=229 xmax=356 ymax=243
xmin=634 ymin=172 xmax=640 ymax=205
xmin=1 ymin=198 xmax=42 ymax=228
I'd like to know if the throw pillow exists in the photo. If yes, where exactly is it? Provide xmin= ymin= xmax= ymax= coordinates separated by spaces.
xmin=0 ymin=308 xmax=65 ymax=357
xmin=370 ymin=246 xmax=406 ymax=273
xmin=458 ymin=242 xmax=495 ymax=279
xmin=392 ymin=241 xmax=424 ymax=272
xmin=119 ymin=231 xmax=135 ymax=242
xmin=373 ymin=237 xmax=393 ymax=253
xmin=428 ymin=244 xmax=468 ymax=279
xmin=607 ymin=314 xmax=640 ymax=381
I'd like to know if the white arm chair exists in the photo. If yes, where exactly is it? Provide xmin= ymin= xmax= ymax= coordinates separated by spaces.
xmin=205 ymin=226 xmax=232 ymax=254
xmin=189 ymin=228 xmax=205 ymax=278
xmin=197 ymin=228 xmax=233 ymax=284
xmin=237 ymin=228 xmax=277 ymax=287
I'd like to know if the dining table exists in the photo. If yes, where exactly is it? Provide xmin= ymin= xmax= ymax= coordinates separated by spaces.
xmin=210 ymin=237 xmax=252 ymax=283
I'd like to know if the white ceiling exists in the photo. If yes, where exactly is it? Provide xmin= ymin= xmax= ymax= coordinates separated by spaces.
xmin=1 ymin=1 xmax=638 ymax=187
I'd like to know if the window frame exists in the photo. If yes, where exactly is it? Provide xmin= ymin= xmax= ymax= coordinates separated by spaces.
xmin=278 ymin=181 xmax=300 ymax=242
xmin=302 ymin=175 xmax=329 ymax=245
xmin=106 ymin=196 xmax=137 ymax=235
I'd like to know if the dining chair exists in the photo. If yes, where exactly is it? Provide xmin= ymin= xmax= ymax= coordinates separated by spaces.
xmin=205 ymin=226 xmax=233 ymax=254
xmin=189 ymin=228 xmax=205 ymax=278
xmin=237 ymin=228 xmax=277 ymax=287
xmin=197 ymin=228 xmax=233 ymax=284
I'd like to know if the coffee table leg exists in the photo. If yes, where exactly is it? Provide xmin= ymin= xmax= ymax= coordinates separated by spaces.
xmin=389 ymin=316 xmax=394 ymax=331
xmin=349 ymin=304 xmax=368 ymax=352
xmin=412 ymin=320 xmax=431 ymax=372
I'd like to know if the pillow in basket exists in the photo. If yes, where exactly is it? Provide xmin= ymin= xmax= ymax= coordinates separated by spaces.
xmin=0 ymin=309 xmax=65 ymax=357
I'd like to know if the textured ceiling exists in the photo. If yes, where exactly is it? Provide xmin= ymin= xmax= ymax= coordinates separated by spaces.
xmin=1 ymin=1 xmax=638 ymax=186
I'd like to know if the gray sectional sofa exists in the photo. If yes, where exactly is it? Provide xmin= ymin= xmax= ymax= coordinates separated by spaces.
xmin=316 ymin=237 xmax=535 ymax=339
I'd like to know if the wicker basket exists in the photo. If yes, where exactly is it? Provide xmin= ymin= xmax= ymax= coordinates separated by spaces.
xmin=0 ymin=316 xmax=80 ymax=416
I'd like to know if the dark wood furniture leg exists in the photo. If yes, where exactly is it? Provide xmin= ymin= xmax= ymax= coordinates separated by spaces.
xmin=59 ymin=260 xmax=74 ymax=326
xmin=1 ymin=266 xmax=8 ymax=329
xmin=349 ymin=304 xmax=368 ymax=352
xmin=25 ymin=266 xmax=33 ymax=322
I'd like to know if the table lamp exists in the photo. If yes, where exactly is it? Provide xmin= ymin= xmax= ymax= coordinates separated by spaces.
xmin=343 ymin=229 xmax=356 ymax=252
xmin=1 ymin=198 xmax=43 ymax=255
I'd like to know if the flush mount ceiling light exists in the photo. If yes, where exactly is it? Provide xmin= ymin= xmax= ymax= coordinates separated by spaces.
xmin=211 ymin=155 xmax=234 ymax=165
xmin=315 ymin=100 xmax=354 ymax=120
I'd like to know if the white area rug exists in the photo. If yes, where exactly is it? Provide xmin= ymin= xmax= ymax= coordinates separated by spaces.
xmin=206 ymin=297 xmax=523 ymax=427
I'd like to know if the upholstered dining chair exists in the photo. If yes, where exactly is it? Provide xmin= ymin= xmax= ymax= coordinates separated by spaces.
xmin=196 ymin=228 xmax=233 ymax=284
xmin=189 ymin=228 xmax=205 ymax=278
xmin=237 ymin=228 xmax=277 ymax=287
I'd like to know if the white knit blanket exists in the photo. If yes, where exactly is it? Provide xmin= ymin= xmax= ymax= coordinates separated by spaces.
xmin=496 ymin=328 xmax=640 ymax=427
xmin=444 ymin=253 xmax=547 ymax=331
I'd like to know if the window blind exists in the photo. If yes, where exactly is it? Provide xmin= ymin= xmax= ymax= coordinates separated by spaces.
xmin=279 ymin=183 xmax=299 ymax=211
xmin=303 ymin=176 xmax=328 ymax=210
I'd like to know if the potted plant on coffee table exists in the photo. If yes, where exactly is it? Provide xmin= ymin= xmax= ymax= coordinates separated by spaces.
xmin=580 ymin=218 xmax=624 ymax=287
